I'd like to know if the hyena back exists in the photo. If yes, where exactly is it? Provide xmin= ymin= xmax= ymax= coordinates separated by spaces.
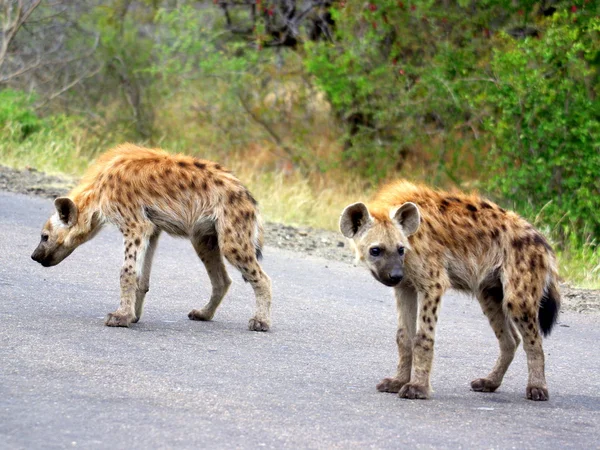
xmin=340 ymin=180 xmax=560 ymax=401
xmin=31 ymin=144 xmax=272 ymax=331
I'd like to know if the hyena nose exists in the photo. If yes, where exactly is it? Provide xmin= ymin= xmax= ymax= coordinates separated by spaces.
xmin=389 ymin=273 xmax=403 ymax=285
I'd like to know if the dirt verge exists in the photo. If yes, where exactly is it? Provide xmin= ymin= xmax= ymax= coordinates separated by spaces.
xmin=2 ymin=164 xmax=597 ymax=313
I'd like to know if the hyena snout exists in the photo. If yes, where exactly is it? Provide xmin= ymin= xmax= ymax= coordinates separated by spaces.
xmin=379 ymin=268 xmax=403 ymax=287
xmin=31 ymin=247 xmax=57 ymax=267
xmin=371 ymin=261 xmax=404 ymax=286
xmin=31 ymin=241 xmax=72 ymax=267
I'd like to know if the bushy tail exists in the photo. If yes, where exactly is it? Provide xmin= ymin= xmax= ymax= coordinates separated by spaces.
xmin=538 ymin=276 xmax=560 ymax=337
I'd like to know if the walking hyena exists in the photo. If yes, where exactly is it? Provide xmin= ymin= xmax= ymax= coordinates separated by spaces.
xmin=340 ymin=180 xmax=560 ymax=401
xmin=31 ymin=144 xmax=272 ymax=331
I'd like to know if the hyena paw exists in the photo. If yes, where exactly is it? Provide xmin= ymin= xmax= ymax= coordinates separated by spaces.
xmin=398 ymin=383 xmax=430 ymax=400
xmin=377 ymin=377 xmax=407 ymax=393
xmin=526 ymin=385 xmax=549 ymax=401
xmin=104 ymin=312 xmax=134 ymax=327
xmin=248 ymin=317 xmax=270 ymax=332
xmin=471 ymin=377 xmax=501 ymax=393
xmin=188 ymin=309 xmax=214 ymax=321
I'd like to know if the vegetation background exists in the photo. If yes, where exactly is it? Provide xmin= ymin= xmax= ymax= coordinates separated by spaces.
xmin=0 ymin=0 xmax=598 ymax=287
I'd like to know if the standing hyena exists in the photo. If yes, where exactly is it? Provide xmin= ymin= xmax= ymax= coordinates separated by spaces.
xmin=31 ymin=144 xmax=272 ymax=331
xmin=340 ymin=180 xmax=560 ymax=401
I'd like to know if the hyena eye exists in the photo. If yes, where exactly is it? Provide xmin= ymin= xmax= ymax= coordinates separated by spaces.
xmin=369 ymin=247 xmax=381 ymax=257
xmin=41 ymin=234 xmax=49 ymax=242
xmin=398 ymin=246 xmax=405 ymax=256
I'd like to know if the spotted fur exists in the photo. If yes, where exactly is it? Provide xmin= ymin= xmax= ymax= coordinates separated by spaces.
xmin=31 ymin=144 xmax=272 ymax=331
xmin=340 ymin=180 xmax=560 ymax=401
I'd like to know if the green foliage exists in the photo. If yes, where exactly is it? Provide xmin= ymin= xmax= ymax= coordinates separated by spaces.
xmin=483 ymin=13 xmax=600 ymax=242
xmin=0 ymin=90 xmax=43 ymax=139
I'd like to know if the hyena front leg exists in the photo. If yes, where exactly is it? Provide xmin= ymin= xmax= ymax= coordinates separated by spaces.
xmin=106 ymin=223 xmax=156 ymax=327
xmin=471 ymin=288 xmax=520 ymax=393
xmin=132 ymin=230 xmax=161 ymax=323
xmin=377 ymin=283 xmax=417 ymax=393
xmin=188 ymin=234 xmax=232 ymax=322
xmin=399 ymin=281 xmax=447 ymax=400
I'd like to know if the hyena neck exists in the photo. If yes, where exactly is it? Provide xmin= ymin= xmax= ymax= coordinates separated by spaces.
xmin=71 ymin=190 xmax=104 ymax=239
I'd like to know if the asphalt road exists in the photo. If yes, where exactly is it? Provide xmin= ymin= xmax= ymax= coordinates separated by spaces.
xmin=1 ymin=192 xmax=599 ymax=449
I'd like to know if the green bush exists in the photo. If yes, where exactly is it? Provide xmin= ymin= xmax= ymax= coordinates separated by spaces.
xmin=482 ymin=13 xmax=600 ymax=243
xmin=0 ymin=89 xmax=44 ymax=139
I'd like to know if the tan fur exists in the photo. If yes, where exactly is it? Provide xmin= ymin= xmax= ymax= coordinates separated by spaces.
xmin=341 ymin=180 xmax=560 ymax=401
xmin=31 ymin=144 xmax=272 ymax=331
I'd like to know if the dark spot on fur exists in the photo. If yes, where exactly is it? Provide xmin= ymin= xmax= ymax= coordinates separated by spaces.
xmin=214 ymin=163 xmax=222 ymax=170
xmin=499 ymin=207 xmax=506 ymax=214
xmin=177 ymin=161 xmax=189 ymax=168
xmin=447 ymin=196 xmax=461 ymax=203
xmin=466 ymin=204 xmax=478 ymax=212
xmin=490 ymin=228 xmax=500 ymax=241
xmin=481 ymin=201 xmax=493 ymax=209
xmin=521 ymin=313 xmax=529 ymax=323
xmin=507 ymin=302 xmax=513 ymax=310
xmin=201 ymin=181 xmax=208 ymax=191
xmin=533 ymin=233 xmax=552 ymax=251
xmin=245 ymin=190 xmax=258 ymax=206
xmin=435 ymin=283 xmax=441 ymax=290
xmin=501 ymin=223 xmax=507 ymax=232
xmin=439 ymin=199 xmax=449 ymax=214
xmin=189 ymin=179 xmax=196 ymax=189
xmin=164 ymin=168 xmax=172 ymax=176
xmin=432 ymin=306 xmax=437 ymax=314
xmin=512 ymin=238 xmax=524 ymax=250
xmin=194 ymin=161 xmax=206 ymax=170
xmin=428 ymin=326 xmax=434 ymax=332
xmin=530 ymin=256 xmax=537 ymax=271
xmin=423 ymin=305 xmax=428 ymax=311
xmin=215 ymin=179 xmax=224 ymax=187
xmin=134 ymin=238 xmax=141 ymax=246
xmin=530 ymin=340 xmax=535 ymax=346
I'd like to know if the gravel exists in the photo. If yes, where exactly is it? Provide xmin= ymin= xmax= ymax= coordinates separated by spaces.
xmin=2 ymin=164 xmax=597 ymax=313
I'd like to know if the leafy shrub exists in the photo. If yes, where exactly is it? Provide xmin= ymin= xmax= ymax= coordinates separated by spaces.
xmin=482 ymin=13 xmax=600 ymax=243
xmin=0 ymin=89 xmax=43 ymax=139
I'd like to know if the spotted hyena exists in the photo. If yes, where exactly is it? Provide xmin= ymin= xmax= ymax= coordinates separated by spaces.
xmin=31 ymin=144 xmax=272 ymax=331
xmin=340 ymin=180 xmax=560 ymax=401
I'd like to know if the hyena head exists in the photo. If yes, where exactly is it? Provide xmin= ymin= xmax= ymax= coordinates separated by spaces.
xmin=340 ymin=202 xmax=420 ymax=287
xmin=31 ymin=198 xmax=86 ymax=267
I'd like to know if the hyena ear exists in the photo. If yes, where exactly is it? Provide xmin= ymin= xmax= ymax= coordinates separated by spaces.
xmin=54 ymin=197 xmax=78 ymax=227
xmin=391 ymin=202 xmax=420 ymax=236
xmin=340 ymin=202 xmax=372 ymax=238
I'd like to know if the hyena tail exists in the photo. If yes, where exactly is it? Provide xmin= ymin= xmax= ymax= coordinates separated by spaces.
xmin=539 ymin=275 xmax=560 ymax=337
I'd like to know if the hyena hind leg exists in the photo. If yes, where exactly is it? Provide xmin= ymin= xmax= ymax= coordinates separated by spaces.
xmin=188 ymin=234 xmax=232 ymax=322
xmin=505 ymin=291 xmax=549 ymax=401
xmin=220 ymin=239 xmax=272 ymax=332
xmin=471 ymin=287 xmax=520 ymax=393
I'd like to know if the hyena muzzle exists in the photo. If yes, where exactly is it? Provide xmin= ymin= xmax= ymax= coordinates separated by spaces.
xmin=31 ymin=144 xmax=272 ymax=331
xmin=340 ymin=180 xmax=560 ymax=401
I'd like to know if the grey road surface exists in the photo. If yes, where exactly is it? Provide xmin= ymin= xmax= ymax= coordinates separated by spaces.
xmin=1 ymin=192 xmax=599 ymax=449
